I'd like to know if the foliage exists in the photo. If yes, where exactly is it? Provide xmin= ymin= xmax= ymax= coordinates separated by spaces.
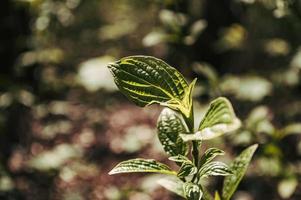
xmin=108 ymin=56 xmax=257 ymax=199
xmin=1 ymin=0 xmax=301 ymax=199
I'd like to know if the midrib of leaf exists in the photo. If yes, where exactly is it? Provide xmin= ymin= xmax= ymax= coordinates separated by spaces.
xmin=122 ymin=86 xmax=169 ymax=100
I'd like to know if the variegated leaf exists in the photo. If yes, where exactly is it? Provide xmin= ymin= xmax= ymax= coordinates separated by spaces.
xmin=108 ymin=56 xmax=195 ymax=118
xmin=157 ymin=108 xmax=189 ymax=156
xmin=199 ymin=161 xmax=232 ymax=178
xmin=177 ymin=162 xmax=197 ymax=178
xmin=183 ymin=182 xmax=203 ymax=200
xmin=222 ymin=144 xmax=258 ymax=200
xmin=181 ymin=97 xmax=241 ymax=141
xmin=109 ymin=158 xmax=176 ymax=175
xmin=169 ymin=154 xmax=191 ymax=163
xmin=199 ymin=148 xmax=225 ymax=167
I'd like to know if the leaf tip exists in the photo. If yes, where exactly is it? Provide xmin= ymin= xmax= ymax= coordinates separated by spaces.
xmin=250 ymin=143 xmax=259 ymax=151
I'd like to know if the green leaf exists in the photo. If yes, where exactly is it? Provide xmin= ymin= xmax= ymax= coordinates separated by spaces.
xmin=214 ymin=191 xmax=221 ymax=200
xmin=183 ymin=182 xmax=203 ymax=200
xmin=177 ymin=162 xmax=197 ymax=178
xmin=157 ymin=177 xmax=185 ymax=198
xmin=199 ymin=161 xmax=232 ymax=178
xmin=169 ymin=154 xmax=191 ymax=163
xmin=109 ymin=158 xmax=176 ymax=175
xmin=222 ymin=144 xmax=258 ymax=200
xmin=108 ymin=56 xmax=195 ymax=118
xmin=199 ymin=148 xmax=225 ymax=167
xmin=157 ymin=108 xmax=189 ymax=156
xmin=181 ymin=97 xmax=241 ymax=141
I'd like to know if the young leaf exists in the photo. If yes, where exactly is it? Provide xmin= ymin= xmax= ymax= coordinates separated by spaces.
xmin=181 ymin=97 xmax=241 ymax=141
xmin=157 ymin=108 xmax=189 ymax=156
xmin=199 ymin=161 xmax=232 ymax=178
xmin=157 ymin=177 xmax=185 ymax=198
xmin=222 ymin=144 xmax=258 ymax=200
xmin=169 ymin=154 xmax=191 ymax=163
xmin=109 ymin=158 xmax=176 ymax=175
xmin=214 ymin=191 xmax=221 ymax=200
xmin=183 ymin=182 xmax=203 ymax=200
xmin=107 ymin=56 xmax=194 ymax=118
xmin=199 ymin=148 xmax=225 ymax=167
xmin=177 ymin=162 xmax=197 ymax=178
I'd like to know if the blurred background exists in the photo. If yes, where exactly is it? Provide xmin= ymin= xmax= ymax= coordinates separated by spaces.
xmin=1 ymin=0 xmax=301 ymax=199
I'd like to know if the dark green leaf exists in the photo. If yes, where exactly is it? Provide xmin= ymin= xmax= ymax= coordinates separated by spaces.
xmin=108 ymin=56 xmax=195 ymax=118
xmin=109 ymin=158 xmax=176 ymax=175
xmin=222 ymin=144 xmax=258 ymax=200
xmin=177 ymin=162 xmax=197 ymax=178
xmin=199 ymin=161 xmax=232 ymax=178
xmin=157 ymin=108 xmax=189 ymax=156
xmin=169 ymin=154 xmax=191 ymax=163
xmin=200 ymin=148 xmax=225 ymax=167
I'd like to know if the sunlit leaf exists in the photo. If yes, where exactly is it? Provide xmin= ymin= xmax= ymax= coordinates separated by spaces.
xmin=157 ymin=177 xmax=185 ymax=198
xmin=157 ymin=108 xmax=189 ymax=156
xmin=222 ymin=144 xmax=258 ymax=200
xmin=183 ymin=182 xmax=203 ymax=200
xmin=108 ymin=158 xmax=176 ymax=175
xmin=181 ymin=97 xmax=241 ymax=141
xmin=108 ymin=56 xmax=194 ymax=118
xmin=199 ymin=161 xmax=232 ymax=178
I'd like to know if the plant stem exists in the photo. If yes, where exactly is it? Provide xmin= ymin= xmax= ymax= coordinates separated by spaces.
xmin=192 ymin=141 xmax=199 ymax=167
xmin=191 ymin=141 xmax=200 ymax=183
xmin=183 ymin=103 xmax=200 ymax=183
